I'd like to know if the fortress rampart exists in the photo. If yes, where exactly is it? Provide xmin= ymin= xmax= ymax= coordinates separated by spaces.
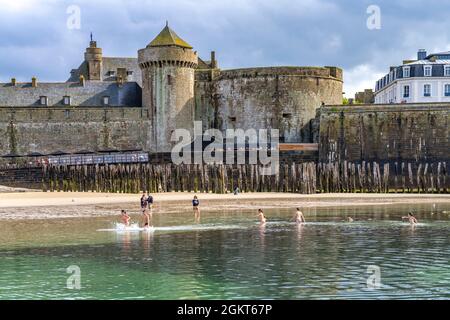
xmin=195 ymin=66 xmax=343 ymax=143
xmin=0 ymin=107 xmax=150 ymax=155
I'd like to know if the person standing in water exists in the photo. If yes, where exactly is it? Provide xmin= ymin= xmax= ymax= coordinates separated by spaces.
xmin=140 ymin=192 xmax=147 ymax=211
xmin=140 ymin=192 xmax=151 ymax=228
xmin=121 ymin=210 xmax=130 ymax=226
xmin=258 ymin=209 xmax=267 ymax=224
xmin=402 ymin=212 xmax=418 ymax=225
xmin=293 ymin=208 xmax=306 ymax=224
xmin=193 ymin=195 xmax=200 ymax=222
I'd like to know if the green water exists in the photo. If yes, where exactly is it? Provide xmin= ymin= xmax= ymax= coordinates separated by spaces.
xmin=0 ymin=203 xmax=449 ymax=300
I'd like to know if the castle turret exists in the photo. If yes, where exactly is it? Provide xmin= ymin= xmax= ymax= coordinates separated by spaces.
xmin=138 ymin=23 xmax=198 ymax=152
xmin=84 ymin=38 xmax=103 ymax=80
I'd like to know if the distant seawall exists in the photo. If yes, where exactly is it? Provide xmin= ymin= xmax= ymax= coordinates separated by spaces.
xmin=319 ymin=103 xmax=450 ymax=163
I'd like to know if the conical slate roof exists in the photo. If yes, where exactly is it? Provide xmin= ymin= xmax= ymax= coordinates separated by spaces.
xmin=148 ymin=23 xmax=193 ymax=49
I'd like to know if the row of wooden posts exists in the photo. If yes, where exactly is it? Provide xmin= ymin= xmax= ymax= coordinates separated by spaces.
xmin=42 ymin=161 xmax=448 ymax=194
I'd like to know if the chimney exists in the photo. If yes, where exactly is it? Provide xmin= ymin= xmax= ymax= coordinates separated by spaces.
xmin=11 ymin=78 xmax=16 ymax=86
xmin=79 ymin=75 xmax=85 ymax=87
xmin=418 ymin=49 xmax=427 ymax=60
xmin=210 ymin=51 xmax=217 ymax=69
xmin=31 ymin=77 xmax=37 ymax=88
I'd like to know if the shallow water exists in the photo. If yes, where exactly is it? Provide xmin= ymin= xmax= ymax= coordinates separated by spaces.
xmin=0 ymin=203 xmax=449 ymax=300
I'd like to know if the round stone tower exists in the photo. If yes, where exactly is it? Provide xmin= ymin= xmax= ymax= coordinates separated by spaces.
xmin=138 ymin=23 xmax=198 ymax=152
xmin=84 ymin=40 xmax=103 ymax=80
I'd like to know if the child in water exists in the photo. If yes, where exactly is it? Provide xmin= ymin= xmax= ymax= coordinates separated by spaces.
xmin=402 ymin=212 xmax=418 ymax=225
xmin=121 ymin=210 xmax=130 ymax=226
xmin=258 ymin=209 xmax=267 ymax=224
xmin=292 ymin=208 xmax=306 ymax=224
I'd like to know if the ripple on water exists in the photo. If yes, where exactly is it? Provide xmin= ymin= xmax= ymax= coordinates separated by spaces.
xmin=0 ymin=208 xmax=449 ymax=299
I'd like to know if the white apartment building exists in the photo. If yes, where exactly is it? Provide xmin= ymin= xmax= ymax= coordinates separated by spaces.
xmin=375 ymin=49 xmax=450 ymax=104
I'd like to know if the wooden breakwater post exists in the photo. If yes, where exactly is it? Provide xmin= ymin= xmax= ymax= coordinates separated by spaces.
xmin=41 ymin=161 xmax=448 ymax=194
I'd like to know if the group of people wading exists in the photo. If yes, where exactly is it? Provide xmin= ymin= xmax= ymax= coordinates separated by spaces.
xmin=120 ymin=192 xmax=154 ymax=228
xmin=120 ymin=194 xmax=418 ymax=228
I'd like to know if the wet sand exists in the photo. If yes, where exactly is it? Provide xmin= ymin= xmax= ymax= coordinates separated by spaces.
xmin=0 ymin=191 xmax=449 ymax=220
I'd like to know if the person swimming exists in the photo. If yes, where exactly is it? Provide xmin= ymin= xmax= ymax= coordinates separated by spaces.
xmin=292 ymin=208 xmax=306 ymax=224
xmin=402 ymin=212 xmax=418 ymax=225
xmin=121 ymin=210 xmax=130 ymax=226
xmin=258 ymin=209 xmax=267 ymax=224
xmin=193 ymin=195 xmax=200 ymax=222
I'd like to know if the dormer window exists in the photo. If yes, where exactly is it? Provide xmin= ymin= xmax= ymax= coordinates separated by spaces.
xmin=108 ymin=71 xmax=116 ymax=77
xmin=40 ymin=96 xmax=48 ymax=106
xmin=445 ymin=65 xmax=450 ymax=77
xmin=403 ymin=66 xmax=411 ymax=78
xmin=102 ymin=96 xmax=110 ymax=106
xmin=63 ymin=96 xmax=71 ymax=106
xmin=424 ymin=65 xmax=432 ymax=77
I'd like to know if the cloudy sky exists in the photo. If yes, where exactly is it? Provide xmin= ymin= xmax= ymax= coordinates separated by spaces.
xmin=1 ymin=0 xmax=450 ymax=98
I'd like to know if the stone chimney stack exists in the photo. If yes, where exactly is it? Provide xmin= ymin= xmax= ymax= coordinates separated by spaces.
xmin=11 ymin=78 xmax=16 ymax=86
xmin=31 ymin=77 xmax=37 ymax=88
xmin=417 ymin=49 xmax=427 ymax=61
xmin=211 ymin=51 xmax=217 ymax=68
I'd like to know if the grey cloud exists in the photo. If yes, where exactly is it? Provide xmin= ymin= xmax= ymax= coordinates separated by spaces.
xmin=1 ymin=0 xmax=450 ymax=97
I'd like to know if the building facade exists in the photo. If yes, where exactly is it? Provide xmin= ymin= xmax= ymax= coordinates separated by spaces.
xmin=375 ymin=49 xmax=450 ymax=104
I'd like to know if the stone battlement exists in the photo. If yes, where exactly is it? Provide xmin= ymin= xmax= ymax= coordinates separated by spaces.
xmin=218 ymin=66 xmax=343 ymax=81
xmin=322 ymin=102 xmax=450 ymax=113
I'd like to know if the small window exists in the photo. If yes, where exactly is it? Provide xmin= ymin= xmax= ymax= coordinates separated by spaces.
xmin=403 ymin=85 xmax=410 ymax=98
xmin=167 ymin=75 xmax=172 ymax=85
xmin=108 ymin=71 xmax=116 ymax=76
xmin=126 ymin=71 xmax=133 ymax=76
xmin=102 ymin=96 xmax=110 ymax=106
xmin=423 ymin=84 xmax=431 ymax=97
xmin=424 ymin=65 xmax=432 ymax=77
xmin=403 ymin=66 xmax=410 ymax=78
xmin=63 ymin=96 xmax=71 ymax=106
xmin=444 ymin=84 xmax=450 ymax=97
xmin=40 ymin=96 xmax=48 ymax=106
xmin=445 ymin=66 xmax=450 ymax=77
xmin=229 ymin=116 xmax=236 ymax=122
xmin=282 ymin=113 xmax=292 ymax=119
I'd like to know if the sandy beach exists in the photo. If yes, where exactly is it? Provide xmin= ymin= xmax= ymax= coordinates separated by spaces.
xmin=0 ymin=191 xmax=449 ymax=220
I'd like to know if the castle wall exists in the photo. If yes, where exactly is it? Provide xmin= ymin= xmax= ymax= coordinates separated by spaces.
xmin=0 ymin=107 xmax=151 ymax=155
xmin=200 ymin=67 xmax=342 ymax=143
xmin=319 ymin=103 xmax=450 ymax=163
xmin=194 ymin=69 xmax=219 ymax=131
